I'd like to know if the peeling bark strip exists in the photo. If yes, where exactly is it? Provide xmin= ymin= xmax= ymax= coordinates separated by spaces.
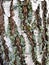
xmin=0 ymin=0 xmax=9 ymax=64
xmin=1 ymin=35 xmax=9 ymax=62
xmin=22 ymin=0 xmax=29 ymax=19
xmin=41 ymin=0 xmax=48 ymax=65
xmin=9 ymin=0 xmax=15 ymax=36
xmin=0 ymin=0 xmax=4 ymax=35
xmin=8 ymin=0 xmax=17 ymax=65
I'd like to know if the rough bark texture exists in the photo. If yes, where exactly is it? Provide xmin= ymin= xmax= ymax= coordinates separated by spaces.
xmin=0 ymin=0 xmax=49 ymax=65
xmin=0 ymin=0 xmax=4 ymax=35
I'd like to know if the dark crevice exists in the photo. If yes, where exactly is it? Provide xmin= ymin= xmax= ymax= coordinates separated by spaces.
xmin=41 ymin=0 xmax=48 ymax=65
